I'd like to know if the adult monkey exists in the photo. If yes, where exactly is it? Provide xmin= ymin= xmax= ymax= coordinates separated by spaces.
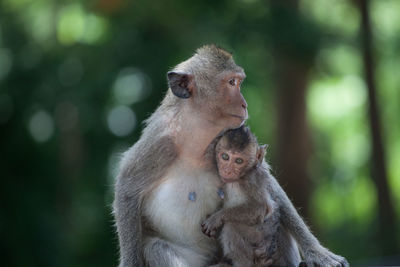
xmin=114 ymin=45 xmax=247 ymax=267
xmin=113 ymin=45 xmax=348 ymax=267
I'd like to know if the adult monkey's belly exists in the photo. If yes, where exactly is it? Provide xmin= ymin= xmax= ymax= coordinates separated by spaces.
xmin=144 ymin=162 xmax=222 ymax=259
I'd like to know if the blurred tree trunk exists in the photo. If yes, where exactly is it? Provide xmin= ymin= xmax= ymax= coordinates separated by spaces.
xmin=275 ymin=55 xmax=312 ymax=219
xmin=269 ymin=0 xmax=319 ymax=220
xmin=355 ymin=0 xmax=398 ymax=254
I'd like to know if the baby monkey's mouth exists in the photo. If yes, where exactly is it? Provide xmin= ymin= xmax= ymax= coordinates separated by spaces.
xmin=221 ymin=176 xmax=238 ymax=183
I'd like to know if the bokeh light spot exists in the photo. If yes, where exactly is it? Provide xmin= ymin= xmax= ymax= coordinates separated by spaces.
xmin=57 ymin=4 xmax=85 ymax=45
xmin=28 ymin=110 xmax=55 ymax=143
xmin=57 ymin=4 xmax=109 ymax=45
xmin=28 ymin=2 xmax=53 ymax=43
xmin=107 ymin=106 xmax=136 ymax=137
xmin=113 ymin=68 xmax=151 ymax=105
xmin=300 ymin=0 xmax=359 ymax=36
xmin=81 ymin=14 xmax=109 ymax=44
xmin=308 ymin=75 xmax=366 ymax=123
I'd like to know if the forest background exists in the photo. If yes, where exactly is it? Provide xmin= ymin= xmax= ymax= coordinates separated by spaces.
xmin=1 ymin=0 xmax=399 ymax=266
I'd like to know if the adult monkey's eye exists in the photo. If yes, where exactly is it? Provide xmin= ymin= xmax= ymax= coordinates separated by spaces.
xmin=235 ymin=158 xmax=244 ymax=164
xmin=229 ymin=78 xmax=236 ymax=86
xmin=221 ymin=153 xmax=229 ymax=160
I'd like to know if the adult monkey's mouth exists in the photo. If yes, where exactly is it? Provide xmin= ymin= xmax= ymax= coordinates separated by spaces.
xmin=228 ymin=113 xmax=247 ymax=120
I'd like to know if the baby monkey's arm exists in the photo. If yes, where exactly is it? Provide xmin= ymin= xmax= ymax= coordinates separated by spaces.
xmin=201 ymin=201 xmax=267 ymax=238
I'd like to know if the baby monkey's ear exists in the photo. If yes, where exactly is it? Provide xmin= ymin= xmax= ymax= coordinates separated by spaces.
xmin=256 ymin=144 xmax=268 ymax=167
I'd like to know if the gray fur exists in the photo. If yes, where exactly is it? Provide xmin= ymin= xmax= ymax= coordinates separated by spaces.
xmin=203 ymin=128 xmax=349 ymax=267
xmin=209 ymin=160 xmax=349 ymax=267
xmin=260 ymin=160 xmax=349 ymax=267
xmin=203 ymin=142 xmax=298 ymax=266
xmin=113 ymin=45 xmax=247 ymax=267
xmin=202 ymin=134 xmax=273 ymax=267
xmin=114 ymin=135 xmax=178 ymax=266
xmin=113 ymin=45 xmax=348 ymax=267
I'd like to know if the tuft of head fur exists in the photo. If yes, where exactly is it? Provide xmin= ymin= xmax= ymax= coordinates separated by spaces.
xmin=173 ymin=44 xmax=241 ymax=75
xmin=194 ymin=45 xmax=234 ymax=72
xmin=222 ymin=126 xmax=257 ymax=151
xmin=196 ymin=45 xmax=232 ymax=62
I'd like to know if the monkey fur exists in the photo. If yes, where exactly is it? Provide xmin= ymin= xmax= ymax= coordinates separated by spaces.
xmin=202 ymin=126 xmax=292 ymax=267
xmin=113 ymin=45 xmax=349 ymax=267
xmin=114 ymin=45 xmax=248 ymax=267
xmin=203 ymin=126 xmax=348 ymax=267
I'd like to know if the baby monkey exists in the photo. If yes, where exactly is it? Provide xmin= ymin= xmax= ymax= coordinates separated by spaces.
xmin=201 ymin=126 xmax=278 ymax=267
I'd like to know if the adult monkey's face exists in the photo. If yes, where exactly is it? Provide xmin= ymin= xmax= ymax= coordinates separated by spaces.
xmin=167 ymin=45 xmax=248 ymax=129
xmin=212 ymin=69 xmax=247 ymax=127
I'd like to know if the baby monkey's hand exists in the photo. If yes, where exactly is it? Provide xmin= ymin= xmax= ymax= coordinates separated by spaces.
xmin=201 ymin=213 xmax=224 ymax=238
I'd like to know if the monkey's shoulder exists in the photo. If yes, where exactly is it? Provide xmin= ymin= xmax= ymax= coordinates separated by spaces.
xmin=245 ymin=167 xmax=268 ymax=188
xmin=117 ymin=135 xmax=178 ymax=185
xmin=238 ymin=168 xmax=270 ymax=204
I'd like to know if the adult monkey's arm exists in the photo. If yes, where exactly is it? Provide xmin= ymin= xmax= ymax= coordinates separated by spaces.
xmin=114 ymin=136 xmax=177 ymax=267
xmin=266 ymin=173 xmax=349 ymax=267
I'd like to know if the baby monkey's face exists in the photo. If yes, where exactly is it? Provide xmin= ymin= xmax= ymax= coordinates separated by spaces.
xmin=216 ymin=149 xmax=250 ymax=183
xmin=215 ymin=139 xmax=258 ymax=183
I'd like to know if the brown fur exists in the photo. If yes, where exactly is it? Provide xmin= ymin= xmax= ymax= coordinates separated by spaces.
xmin=113 ymin=45 xmax=349 ymax=267
xmin=202 ymin=127 xmax=273 ymax=267
xmin=113 ymin=45 xmax=248 ymax=267
xmin=203 ymin=127 xmax=349 ymax=267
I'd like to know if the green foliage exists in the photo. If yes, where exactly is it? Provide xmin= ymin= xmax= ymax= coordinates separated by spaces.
xmin=0 ymin=0 xmax=399 ymax=266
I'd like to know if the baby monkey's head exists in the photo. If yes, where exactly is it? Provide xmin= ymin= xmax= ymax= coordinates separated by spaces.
xmin=215 ymin=126 xmax=267 ymax=183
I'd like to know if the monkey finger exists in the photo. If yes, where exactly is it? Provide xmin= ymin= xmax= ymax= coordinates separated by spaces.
xmin=254 ymin=247 xmax=266 ymax=257
xmin=255 ymin=257 xmax=272 ymax=267
xmin=263 ymin=258 xmax=273 ymax=266
xmin=207 ymin=231 xmax=213 ymax=237
xmin=205 ymin=228 xmax=212 ymax=237
xmin=201 ymin=226 xmax=209 ymax=235
xmin=335 ymin=256 xmax=349 ymax=267
xmin=340 ymin=259 xmax=350 ymax=267
xmin=210 ymin=230 xmax=217 ymax=238
xmin=204 ymin=228 xmax=211 ymax=236
xmin=326 ymin=251 xmax=349 ymax=267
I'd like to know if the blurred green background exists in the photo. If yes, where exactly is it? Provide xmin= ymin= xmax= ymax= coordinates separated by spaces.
xmin=1 ymin=0 xmax=399 ymax=266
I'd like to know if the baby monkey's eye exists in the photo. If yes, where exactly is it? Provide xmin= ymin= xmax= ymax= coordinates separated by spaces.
xmin=235 ymin=158 xmax=244 ymax=164
xmin=221 ymin=153 xmax=229 ymax=160
xmin=228 ymin=78 xmax=236 ymax=86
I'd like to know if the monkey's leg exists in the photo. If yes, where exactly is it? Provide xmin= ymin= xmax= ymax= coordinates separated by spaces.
xmin=274 ymin=227 xmax=301 ymax=267
xmin=144 ymin=237 xmax=207 ymax=267
xmin=220 ymin=223 xmax=258 ymax=267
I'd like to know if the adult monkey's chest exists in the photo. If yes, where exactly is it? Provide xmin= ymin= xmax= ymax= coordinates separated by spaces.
xmin=144 ymin=160 xmax=222 ymax=248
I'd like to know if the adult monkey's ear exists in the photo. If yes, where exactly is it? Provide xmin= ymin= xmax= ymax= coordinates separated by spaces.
xmin=257 ymin=144 xmax=268 ymax=167
xmin=167 ymin=71 xmax=195 ymax=99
